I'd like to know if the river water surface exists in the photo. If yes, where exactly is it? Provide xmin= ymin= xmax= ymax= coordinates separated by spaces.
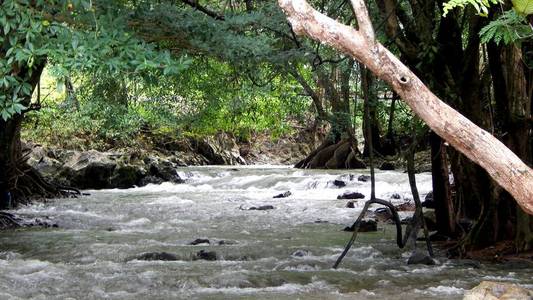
xmin=0 ymin=166 xmax=531 ymax=299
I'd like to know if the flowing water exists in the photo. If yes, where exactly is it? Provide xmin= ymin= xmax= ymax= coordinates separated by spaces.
xmin=0 ymin=166 xmax=531 ymax=299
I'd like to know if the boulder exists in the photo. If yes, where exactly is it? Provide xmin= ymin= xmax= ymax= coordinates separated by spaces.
xmin=343 ymin=219 xmax=378 ymax=232
xmin=379 ymin=162 xmax=396 ymax=170
xmin=463 ymin=281 xmax=533 ymax=300
xmin=273 ymin=191 xmax=292 ymax=198
xmin=194 ymin=250 xmax=217 ymax=261
xmin=337 ymin=192 xmax=365 ymax=200
xmin=346 ymin=201 xmax=356 ymax=208
xmin=110 ymin=164 xmax=144 ymax=189
xmin=147 ymin=159 xmax=184 ymax=184
xmin=407 ymin=251 xmax=435 ymax=265
xmin=135 ymin=252 xmax=179 ymax=261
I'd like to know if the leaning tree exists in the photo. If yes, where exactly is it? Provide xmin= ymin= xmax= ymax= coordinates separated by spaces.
xmin=276 ymin=0 xmax=533 ymax=246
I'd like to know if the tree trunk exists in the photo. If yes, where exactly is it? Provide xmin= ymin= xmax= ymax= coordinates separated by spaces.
xmin=361 ymin=66 xmax=382 ymax=156
xmin=430 ymin=132 xmax=456 ymax=237
xmin=278 ymin=0 xmax=533 ymax=215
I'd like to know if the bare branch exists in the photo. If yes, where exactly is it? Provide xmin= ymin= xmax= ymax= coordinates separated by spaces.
xmin=350 ymin=0 xmax=375 ymax=43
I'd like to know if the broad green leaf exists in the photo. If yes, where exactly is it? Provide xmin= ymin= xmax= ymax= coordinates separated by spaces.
xmin=512 ymin=0 xmax=533 ymax=15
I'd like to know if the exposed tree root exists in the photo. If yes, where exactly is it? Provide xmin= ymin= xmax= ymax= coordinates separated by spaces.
xmin=295 ymin=138 xmax=366 ymax=169
xmin=0 ymin=212 xmax=22 ymax=229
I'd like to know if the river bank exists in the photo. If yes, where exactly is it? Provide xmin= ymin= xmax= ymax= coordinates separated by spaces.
xmin=23 ymin=132 xmax=313 ymax=190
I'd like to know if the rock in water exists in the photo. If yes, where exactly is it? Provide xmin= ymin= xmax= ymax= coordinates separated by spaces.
xmin=291 ymin=249 xmax=310 ymax=257
xmin=273 ymin=191 xmax=292 ymax=198
xmin=390 ymin=193 xmax=401 ymax=199
xmin=332 ymin=180 xmax=346 ymax=188
xmin=379 ymin=162 xmax=395 ymax=170
xmin=357 ymin=175 xmax=370 ymax=182
xmin=343 ymin=219 xmax=377 ymax=232
xmin=135 ymin=252 xmax=178 ymax=261
xmin=407 ymin=251 xmax=435 ymax=265
xmin=195 ymin=250 xmax=217 ymax=261
xmin=249 ymin=205 xmax=275 ymax=211
xmin=464 ymin=281 xmax=533 ymax=300
xmin=189 ymin=239 xmax=210 ymax=245
xmin=346 ymin=201 xmax=356 ymax=208
xmin=337 ymin=192 xmax=365 ymax=200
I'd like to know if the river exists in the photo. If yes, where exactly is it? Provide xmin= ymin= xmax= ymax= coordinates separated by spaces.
xmin=0 ymin=166 xmax=531 ymax=299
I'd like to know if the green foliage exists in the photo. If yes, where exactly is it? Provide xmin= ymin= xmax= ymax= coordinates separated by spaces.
xmin=512 ymin=0 xmax=533 ymax=15
xmin=0 ymin=0 xmax=189 ymax=121
xmin=443 ymin=0 xmax=501 ymax=16
xmin=479 ymin=10 xmax=532 ymax=44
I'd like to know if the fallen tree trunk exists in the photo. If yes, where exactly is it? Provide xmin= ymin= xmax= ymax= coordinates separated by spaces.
xmin=278 ymin=0 xmax=533 ymax=215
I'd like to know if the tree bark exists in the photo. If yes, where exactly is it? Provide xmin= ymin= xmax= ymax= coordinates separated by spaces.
xmin=278 ymin=0 xmax=533 ymax=215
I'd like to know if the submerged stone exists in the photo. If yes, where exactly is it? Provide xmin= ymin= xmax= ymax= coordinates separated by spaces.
xmin=249 ymin=205 xmax=275 ymax=211
xmin=189 ymin=239 xmax=210 ymax=245
xmin=194 ymin=250 xmax=217 ymax=261
xmin=135 ymin=252 xmax=178 ymax=261
xmin=291 ymin=249 xmax=310 ymax=257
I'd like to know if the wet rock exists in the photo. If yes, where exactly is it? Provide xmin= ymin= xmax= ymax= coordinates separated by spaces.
xmin=390 ymin=193 xmax=401 ymax=199
xmin=407 ymin=251 xmax=435 ymax=265
xmin=343 ymin=219 xmax=378 ymax=232
xmin=194 ymin=250 xmax=217 ymax=261
xmin=337 ymin=192 xmax=365 ymax=200
xmin=138 ymin=175 xmax=164 ymax=186
xmin=148 ymin=159 xmax=184 ymax=184
xmin=136 ymin=252 xmax=179 ymax=261
xmin=291 ymin=249 xmax=310 ymax=257
xmin=273 ymin=191 xmax=292 ymax=198
xmin=346 ymin=201 xmax=356 ymax=208
xmin=422 ymin=192 xmax=435 ymax=208
xmin=189 ymin=239 xmax=210 ymax=245
xmin=464 ymin=281 xmax=533 ymax=300
xmin=379 ymin=162 xmax=395 ymax=170
xmin=249 ymin=205 xmax=275 ymax=211
xmin=110 ymin=164 xmax=144 ymax=189
xmin=332 ymin=180 xmax=346 ymax=188
xmin=357 ymin=175 xmax=370 ymax=182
